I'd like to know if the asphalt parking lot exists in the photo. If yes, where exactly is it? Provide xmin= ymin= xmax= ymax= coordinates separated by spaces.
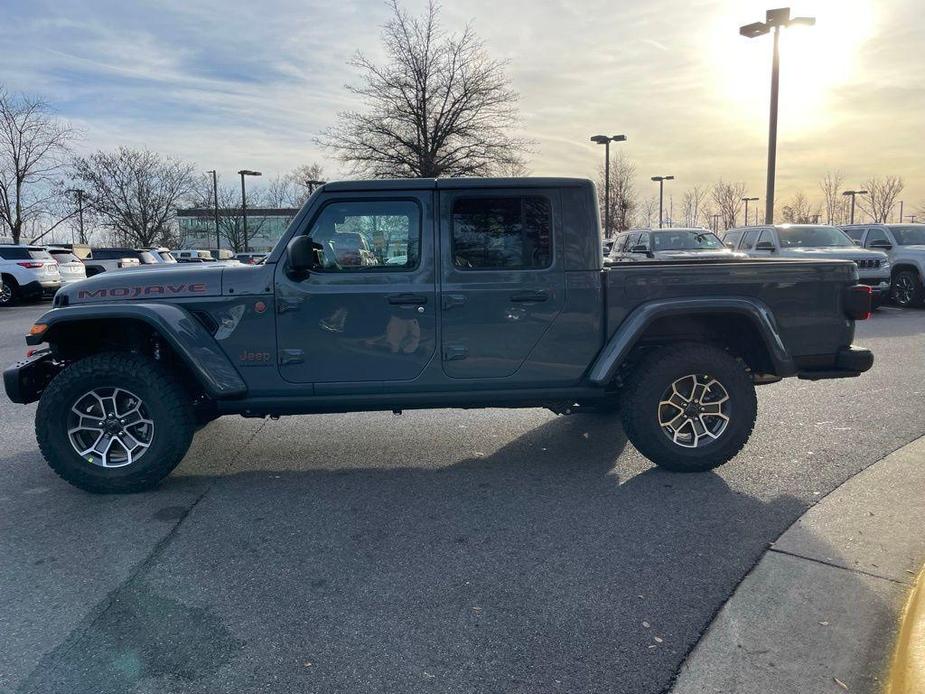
xmin=1 ymin=302 xmax=924 ymax=694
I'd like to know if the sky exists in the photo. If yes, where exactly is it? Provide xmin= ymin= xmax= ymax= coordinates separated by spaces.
xmin=2 ymin=0 xmax=923 ymax=213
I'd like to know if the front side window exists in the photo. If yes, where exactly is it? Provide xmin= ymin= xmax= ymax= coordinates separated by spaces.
xmin=452 ymin=196 xmax=552 ymax=269
xmin=722 ymin=230 xmax=743 ymax=249
xmin=842 ymin=227 xmax=865 ymax=242
xmin=307 ymin=200 xmax=420 ymax=271
xmin=741 ymin=229 xmax=761 ymax=249
xmin=865 ymin=228 xmax=891 ymax=247
xmin=777 ymin=225 xmax=854 ymax=248
xmin=757 ymin=229 xmax=776 ymax=247
xmin=891 ymin=226 xmax=925 ymax=246
xmin=651 ymin=230 xmax=724 ymax=251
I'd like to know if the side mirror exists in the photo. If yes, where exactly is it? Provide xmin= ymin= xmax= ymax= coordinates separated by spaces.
xmin=868 ymin=240 xmax=893 ymax=250
xmin=755 ymin=241 xmax=775 ymax=252
xmin=287 ymin=235 xmax=318 ymax=273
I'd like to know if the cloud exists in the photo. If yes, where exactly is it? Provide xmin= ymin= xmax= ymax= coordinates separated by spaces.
xmin=0 ymin=0 xmax=921 ymax=204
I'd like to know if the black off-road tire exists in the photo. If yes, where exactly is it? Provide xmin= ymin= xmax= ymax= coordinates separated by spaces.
xmin=891 ymin=269 xmax=924 ymax=307
xmin=36 ymin=352 xmax=195 ymax=493
xmin=621 ymin=343 xmax=757 ymax=472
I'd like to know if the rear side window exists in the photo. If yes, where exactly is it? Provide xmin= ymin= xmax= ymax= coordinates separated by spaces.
xmin=91 ymin=249 xmax=119 ymax=260
xmin=741 ymin=229 xmax=761 ymax=249
xmin=49 ymin=251 xmax=81 ymax=263
xmin=722 ymin=229 xmax=743 ymax=249
xmin=452 ymin=196 xmax=553 ymax=269
xmin=0 ymin=247 xmax=51 ymax=260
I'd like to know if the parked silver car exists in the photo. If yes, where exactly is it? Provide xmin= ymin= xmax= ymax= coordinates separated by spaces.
xmin=46 ymin=247 xmax=88 ymax=286
xmin=607 ymin=228 xmax=742 ymax=263
xmin=723 ymin=224 xmax=890 ymax=304
xmin=840 ymin=224 xmax=925 ymax=307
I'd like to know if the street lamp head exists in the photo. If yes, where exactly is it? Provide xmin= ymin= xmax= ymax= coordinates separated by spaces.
xmin=740 ymin=21 xmax=770 ymax=38
xmin=206 ymin=169 xmax=216 ymax=174
xmin=666 ymin=175 xmax=675 ymax=181
xmin=590 ymin=135 xmax=609 ymax=144
xmin=765 ymin=7 xmax=790 ymax=26
xmin=790 ymin=16 xmax=816 ymax=26
xmin=611 ymin=134 xmax=627 ymax=142
xmin=238 ymin=169 xmax=262 ymax=177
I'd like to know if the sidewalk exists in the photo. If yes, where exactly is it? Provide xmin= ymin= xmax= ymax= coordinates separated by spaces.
xmin=671 ymin=436 xmax=925 ymax=694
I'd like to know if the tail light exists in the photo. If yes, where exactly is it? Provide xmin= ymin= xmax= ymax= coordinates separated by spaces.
xmin=17 ymin=261 xmax=44 ymax=268
xmin=844 ymin=285 xmax=872 ymax=320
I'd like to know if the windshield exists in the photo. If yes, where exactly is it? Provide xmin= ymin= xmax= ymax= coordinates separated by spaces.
xmin=891 ymin=226 xmax=925 ymax=245
xmin=158 ymin=251 xmax=177 ymax=263
xmin=777 ymin=226 xmax=854 ymax=248
xmin=651 ymin=231 xmax=724 ymax=251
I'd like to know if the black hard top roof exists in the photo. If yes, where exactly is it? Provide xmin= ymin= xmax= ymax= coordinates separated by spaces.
xmin=321 ymin=177 xmax=593 ymax=192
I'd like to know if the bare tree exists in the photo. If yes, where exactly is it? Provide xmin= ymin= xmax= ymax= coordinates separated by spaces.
xmin=71 ymin=147 xmax=195 ymax=247
xmin=819 ymin=170 xmax=844 ymax=225
xmin=681 ymin=186 xmax=708 ymax=228
xmin=264 ymin=174 xmax=297 ymax=208
xmin=187 ymin=173 xmax=268 ymax=252
xmin=858 ymin=176 xmax=905 ymax=223
xmin=780 ymin=191 xmax=822 ymax=224
xmin=597 ymin=151 xmax=637 ymax=236
xmin=710 ymin=180 xmax=747 ymax=230
xmin=320 ymin=0 xmax=531 ymax=178
xmin=638 ymin=196 xmax=660 ymax=229
xmin=0 ymin=88 xmax=75 ymax=243
xmin=288 ymin=162 xmax=326 ymax=204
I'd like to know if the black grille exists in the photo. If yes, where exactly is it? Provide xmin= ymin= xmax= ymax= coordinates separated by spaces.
xmin=854 ymin=259 xmax=881 ymax=269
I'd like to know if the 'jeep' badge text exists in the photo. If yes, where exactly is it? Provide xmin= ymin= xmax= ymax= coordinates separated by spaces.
xmin=77 ymin=283 xmax=209 ymax=299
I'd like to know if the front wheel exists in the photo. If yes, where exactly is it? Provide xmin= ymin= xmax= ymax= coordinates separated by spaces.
xmin=0 ymin=278 xmax=18 ymax=306
xmin=621 ymin=343 xmax=757 ymax=472
xmin=891 ymin=270 xmax=923 ymax=307
xmin=36 ymin=352 xmax=195 ymax=493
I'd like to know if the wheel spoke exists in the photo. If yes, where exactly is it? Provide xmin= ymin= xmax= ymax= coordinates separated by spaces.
xmin=658 ymin=373 xmax=731 ymax=449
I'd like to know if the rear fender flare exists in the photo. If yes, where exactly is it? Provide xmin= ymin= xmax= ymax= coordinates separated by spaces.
xmin=31 ymin=303 xmax=247 ymax=398
xmin=587 ymin=297 xmax=796 ymax=385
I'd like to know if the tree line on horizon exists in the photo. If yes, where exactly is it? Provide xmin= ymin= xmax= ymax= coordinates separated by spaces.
xmin=0 ymin=0 xmax=919 ymax=251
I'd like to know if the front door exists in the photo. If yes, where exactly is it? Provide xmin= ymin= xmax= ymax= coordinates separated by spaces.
xmin=439 ymin=188 xmax=565 ymax=380
xmin=275 ymin=192 xmax=437 ymax=384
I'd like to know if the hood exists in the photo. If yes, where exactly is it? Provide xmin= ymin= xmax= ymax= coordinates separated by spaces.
xmin=781 ymin=247 xmax=887 ymax=261
xmin=58 ymin=263 xmax=224 ymax=305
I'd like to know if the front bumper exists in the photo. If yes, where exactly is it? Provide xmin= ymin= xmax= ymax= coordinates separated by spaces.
xmin=3 ymin=351 xmax=58 ymax=404
xmin=797 ymin=346 xmax=874 ymax=381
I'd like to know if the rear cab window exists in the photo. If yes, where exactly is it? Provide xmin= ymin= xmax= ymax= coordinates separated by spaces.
xmin=451 ymin=195 xmax=553 ymax=269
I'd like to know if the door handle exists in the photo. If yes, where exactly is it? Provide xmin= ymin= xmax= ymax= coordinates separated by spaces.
xmin=387 ymin=293 xmax=428 ymax=305
xmin=510 ymin=290 xmax=549 ymax=303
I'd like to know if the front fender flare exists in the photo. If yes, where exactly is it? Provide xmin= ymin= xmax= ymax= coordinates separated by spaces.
xmin=30 ymin=303 xmax=247 ymax=398
xmin=587 ymin=297 xmax=797 ymax=385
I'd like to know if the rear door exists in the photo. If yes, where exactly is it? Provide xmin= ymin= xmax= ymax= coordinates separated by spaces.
xmin=438 ymin=187 xmax=565 ymax=380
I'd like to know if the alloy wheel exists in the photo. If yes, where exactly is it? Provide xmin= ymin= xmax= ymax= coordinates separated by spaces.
xmin=893 ymin=275 xmax=915 ymax=306
xmin=67 ymin=387 xmax=155 ymax=467
xmin=657 ymin=374 xmax=730 ymax=448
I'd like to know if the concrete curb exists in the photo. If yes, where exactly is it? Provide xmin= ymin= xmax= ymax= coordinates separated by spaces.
xmin=886 ymin=567 xmax=924 ymax=694
xmin=670 ymin=435 xmax=925 ymax=694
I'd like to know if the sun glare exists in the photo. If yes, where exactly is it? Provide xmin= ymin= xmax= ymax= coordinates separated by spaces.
xmin=707 ymin=0 xmax=878 ymax=133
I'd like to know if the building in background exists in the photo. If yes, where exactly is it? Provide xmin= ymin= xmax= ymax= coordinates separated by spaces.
xmin=176 ymin=208 xmax=299 ymax=251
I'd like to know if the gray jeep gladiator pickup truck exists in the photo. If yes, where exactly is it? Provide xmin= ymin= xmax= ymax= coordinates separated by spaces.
xmin=4 ymin=178 xmax=874 ymax=493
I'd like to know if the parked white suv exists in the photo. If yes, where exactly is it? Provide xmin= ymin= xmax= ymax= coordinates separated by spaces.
xmin=840 ymin=224 xmax=925 ymax=307
xmin=0 ymin=245 xmax=62 ymax=306
xmin=723 ymin=224 xmax=890 ymax=305
xmin=46 ymin=247 xmax=88 ymax=286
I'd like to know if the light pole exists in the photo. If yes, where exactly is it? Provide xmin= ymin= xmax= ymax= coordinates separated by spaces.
xmin=651 ymin=175 xmax=674 ymax=228
xmin=742 ymin=197 xmax=759 ymax=227
xmin=907 ymin=215 xmax=918 ymax=224
xmin=206 ymin=170 xmax=220 ymax=250
xmin=304 ymin=179 xmax=326 ymax=196
xmin=843 ymin=189 xmax=868 ymax=225
xmin=712 ymin=214 xmax=721 ymax=232
xmin=740 ymin=8 xmax=815 ymax=224
xmin=897 ymin=200 xmax=904 ymax=224
xmin=238 ymin=169 xmax=262 ymax=252
xmin=590 ymin=135 xmax=627 ymax=238
xmin=66 ymin=188 xmax=87 ymax=244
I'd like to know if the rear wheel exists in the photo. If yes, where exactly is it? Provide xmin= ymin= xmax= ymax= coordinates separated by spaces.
xmin=36 ymin=352 xmax=195 ymax=493
xmin=891 ymin=270 xmax=924 ymax=307
xmin=0 ymin=277 xmax=18 ymax=306
xmin=621 ymin=343 xmax=757 ymax=472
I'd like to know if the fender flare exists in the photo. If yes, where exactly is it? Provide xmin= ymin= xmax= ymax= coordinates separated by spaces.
xmin=587 ymin=297 xmax=797 ymax=385
xmin=30 ymin=303 xmax=247 ymax=398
